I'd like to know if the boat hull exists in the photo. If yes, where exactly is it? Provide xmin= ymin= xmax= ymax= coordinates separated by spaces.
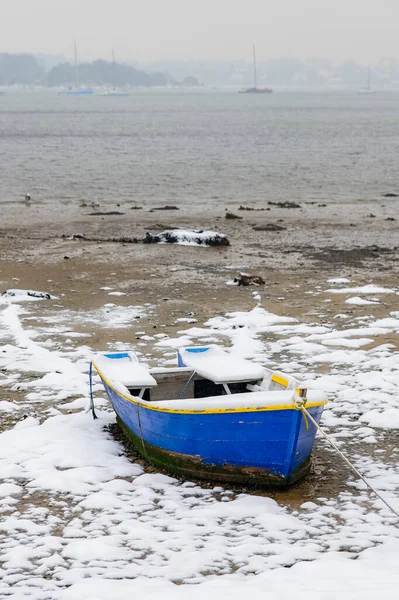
xmin=100 ymin=376 xmax=325 ymax=487
xmin=59 ymin=89 xmax=94 ymax=95
xmin=238 ymin=87 xmax=273 ymax=94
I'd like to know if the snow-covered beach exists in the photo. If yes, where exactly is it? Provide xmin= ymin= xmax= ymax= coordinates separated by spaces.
xmin=1 ymin=259 xmax=399 ymax=598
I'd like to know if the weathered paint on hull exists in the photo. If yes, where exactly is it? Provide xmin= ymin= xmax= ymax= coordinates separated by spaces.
xmin=101 ymin=377 xmax=325 ymax=487
xmin=116 ymin=414 xmax=311 ymax=487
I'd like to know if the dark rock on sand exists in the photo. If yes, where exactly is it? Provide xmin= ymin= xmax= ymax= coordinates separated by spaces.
xmin=150 ymin=205 xmax=179 ymax=211
xmin=268 ymin=201 xmax=300 ymax=209
xmin=107 ymin=237 xmax=138 ymax=243
xmin=62 ymin=233 xmax=85 ymax=240
xmin=225 ymin=212 xmax=242 ymax=220
xmin=131 ymin=205 xmax=143 ymax=210
xmin=88 ymin=211 xmax=125 ymax=216
xmin=143 ymin=232 xmax=170 ymax=244
xmin=253 ymin=224 xmax=287 ymax=231
xmin=386 ymin=217 xmax=396 ymax=221
xmin=383 ymin=193 xmax=398 ymax=197
xmin=149 ymin=224 xmax=180 ymax=231
xmin=233 ymin=273 xmax=265 ymax=286
xmin=238 ymin=205 xmax=267 ymax=211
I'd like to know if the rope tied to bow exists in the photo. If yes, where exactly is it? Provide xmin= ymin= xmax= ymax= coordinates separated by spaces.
xmin=292 ymin=388 xmax=309 ymax=431
xmin=291 ymin=387 xmax=399 ymax=521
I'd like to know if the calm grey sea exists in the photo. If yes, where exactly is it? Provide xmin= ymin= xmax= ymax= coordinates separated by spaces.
xmin=1 ymin=90 xmax=398 ymax=207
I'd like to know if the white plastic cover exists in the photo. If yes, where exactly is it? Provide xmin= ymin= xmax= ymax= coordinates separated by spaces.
xmin=93 ymin=352 xmax=157 ymax=388
xmin=178 ymin=346 xmax=265 ymax=384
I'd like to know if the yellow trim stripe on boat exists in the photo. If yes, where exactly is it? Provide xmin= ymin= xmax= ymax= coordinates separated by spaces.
xmin=92 ymin=362 xmax=327 ymax=415
xmin=271 ymin=373 xmax=289 ymax=387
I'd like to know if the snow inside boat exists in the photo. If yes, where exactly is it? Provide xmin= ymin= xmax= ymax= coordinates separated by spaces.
xmin=92 ymin=346 xmax=327 ymax=487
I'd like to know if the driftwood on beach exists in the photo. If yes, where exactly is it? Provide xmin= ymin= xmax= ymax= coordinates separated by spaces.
xmin=149 ymin=205 xmax=180 ymax=211
xmin=268 ymin=201 xmax=301 ymax=209
xmin=63 ymin=234 xmax=138 ymax=243
xmin=87 ymin=211 xmax=126 ymax=216
xmin=142 ymin=230 xmax=230 ymax=246
xmin=62 ymin=229 xmax=230 ymax=247
xmin=2 ymin=289 xmax=52 ymax=300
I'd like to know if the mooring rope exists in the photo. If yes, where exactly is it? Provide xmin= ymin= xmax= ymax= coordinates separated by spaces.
xmin=292 ymin=391 xmax=399 ymax=520
xmin=88 ymin=362 xmax=98 ymax=420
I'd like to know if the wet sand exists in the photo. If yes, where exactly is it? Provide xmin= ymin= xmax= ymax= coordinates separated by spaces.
xmin=1 ymin=197 xmax=398 ymax=320
xmin=1 ymin=196 xmax=399 ymax=274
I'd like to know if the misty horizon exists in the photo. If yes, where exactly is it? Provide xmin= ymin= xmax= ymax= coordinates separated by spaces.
xmin=1 ymin=0 xmax=398 ymax=64
xmin=3 ymin=51 xmax=399 ymax=89
xmin=1 ymin=49 xmax=397 ymax=68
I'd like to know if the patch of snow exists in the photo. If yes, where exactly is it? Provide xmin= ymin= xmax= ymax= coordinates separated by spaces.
xmin=2 ymin=289 xmax=56 ymax=301
xmin=345 ymin=297 xmax=380 ymax=305
xmin=37 ymin=304 xmax=149 ymax=329
xmin=174 ymin=318 xmax=198 ymax=324
xmin=0 ymin=400 xmax=19 ymax=412
xmin=360 ymin=408 xmax=399 ymax=429
xmin=327 ymin=277 xmax=351 ymax=284
xmin=326 ymin=285 xmax=395 ymax=294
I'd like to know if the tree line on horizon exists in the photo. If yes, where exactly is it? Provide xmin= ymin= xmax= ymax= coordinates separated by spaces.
xmin=2 ymin=52 xmax=399 ymax=88
xmin=0 ymin=53 xmax=179 ymax=87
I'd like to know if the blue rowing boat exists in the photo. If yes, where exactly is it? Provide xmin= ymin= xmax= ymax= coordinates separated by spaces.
xmin=91 ymin=346 xmax=327 ymax=487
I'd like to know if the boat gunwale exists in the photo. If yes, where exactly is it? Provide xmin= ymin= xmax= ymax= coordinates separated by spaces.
xmin=92 ymin=361 xmax=327 ymax=415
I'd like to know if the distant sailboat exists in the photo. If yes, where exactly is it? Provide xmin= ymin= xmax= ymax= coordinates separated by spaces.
xmin=61 ymin=41 xmax=94 ymax=95
xmin=100 ymin=50 xmax=129 ymax=96
xmin=358 ymin=65 xmax=376 ymax=95
xmin=239 ymin=45 xmax=272 ymax=94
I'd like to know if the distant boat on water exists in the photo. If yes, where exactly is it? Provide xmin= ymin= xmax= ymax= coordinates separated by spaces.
xmin=59 ymin=41 xmax=94 ymax=95
xmin=100 ymin=89 xmax=129 ymax=97
xmin=358 ymin=65 xmax=376 ymax=95
xmin=239 ymin=45 xmax=272 ymax=94
xmin=100 ymin=50 xmax=129 ymax=96
xmin=63 ymin=88 xmax=94 ymax=95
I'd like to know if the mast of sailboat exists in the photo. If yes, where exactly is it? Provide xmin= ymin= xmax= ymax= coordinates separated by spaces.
xmin=112 ymin=49 xmax=116 ymax=90
xmin=253 ymin=44 xmax=257 ymax=89
xmin=74 ymin=40 xmax=78 ymax=88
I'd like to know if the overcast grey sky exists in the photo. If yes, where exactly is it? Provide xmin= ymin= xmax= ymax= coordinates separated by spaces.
xmin=1 ymin=0 xmax=397 ymax=63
